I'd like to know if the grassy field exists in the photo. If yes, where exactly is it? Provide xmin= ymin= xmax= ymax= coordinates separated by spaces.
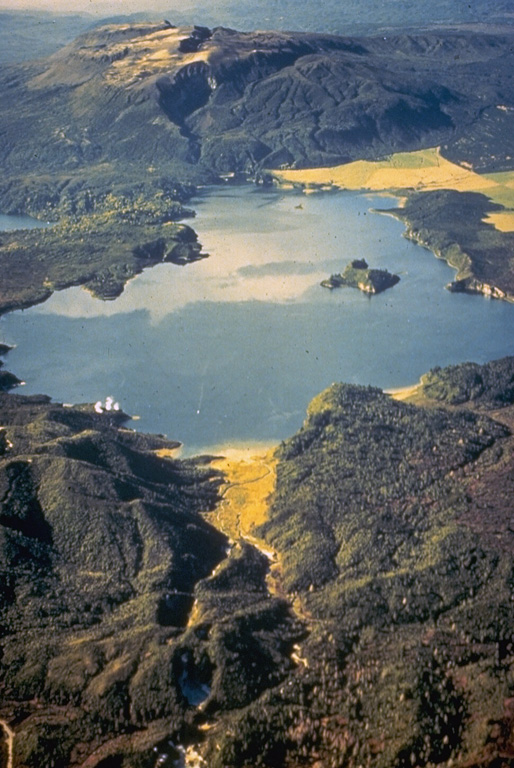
xmin=274 ymin=148 xmax=514 ymax=231
xmin=205 ymin=447 xmax=277 ymax=546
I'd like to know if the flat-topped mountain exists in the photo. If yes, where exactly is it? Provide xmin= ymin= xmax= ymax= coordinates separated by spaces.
xmin=2 ymin=22 xmax=514 ymax=189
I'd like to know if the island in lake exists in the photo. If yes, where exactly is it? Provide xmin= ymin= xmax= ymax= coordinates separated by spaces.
xmin=321 ymin=258 xmax=400 ymax=293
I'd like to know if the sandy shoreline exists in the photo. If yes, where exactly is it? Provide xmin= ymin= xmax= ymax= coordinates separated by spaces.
xmin=385 ymin=382 xmax=423 ymax=401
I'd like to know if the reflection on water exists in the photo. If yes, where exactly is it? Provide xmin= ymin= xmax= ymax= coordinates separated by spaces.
xmin=1 ymin=185 xmax=514 ymax=453
xmin=22 ymin=186 xmax=348 ymax=322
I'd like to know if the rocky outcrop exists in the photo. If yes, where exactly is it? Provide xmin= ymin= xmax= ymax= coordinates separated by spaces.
xmin=0 ymin=368 xmax=21 ymax=392
xmin=446 ymin=277 xmax=514 ymax=301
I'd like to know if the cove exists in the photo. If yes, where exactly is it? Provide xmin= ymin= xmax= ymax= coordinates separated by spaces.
xmin=1 ymin=185 xmax=513 ymax=454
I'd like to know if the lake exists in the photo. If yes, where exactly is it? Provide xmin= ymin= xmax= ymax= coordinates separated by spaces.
xmin=0 ymin=213 xmax=50 ymax=231
xmin=1 ymin=185 xmax=513 ymax=454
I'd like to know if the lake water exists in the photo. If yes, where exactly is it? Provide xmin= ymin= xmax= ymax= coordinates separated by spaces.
xmin=1 ymin=185 xmax=513 ymax=454
xmin=0 ymin=213 xmax=50 ymax=231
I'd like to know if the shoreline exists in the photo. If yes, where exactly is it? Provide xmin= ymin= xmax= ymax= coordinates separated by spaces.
xmin=271 ymin=147 xmax=503 ymax=198
xmin=385 ymin=381 xmax=423 ymax=402
xmin=2 ymin=143 xmax=513 ymax=319
xmin=376 ymin=201 xmax=514 ymax=303
xmin=183 ymin=441 xmax=278 ymax=461
xmin=2 ymin=153 xmax=513 ymax=458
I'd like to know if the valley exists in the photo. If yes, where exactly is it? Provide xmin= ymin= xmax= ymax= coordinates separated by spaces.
xmin=2 ymin=357 xmax=514 ymax=768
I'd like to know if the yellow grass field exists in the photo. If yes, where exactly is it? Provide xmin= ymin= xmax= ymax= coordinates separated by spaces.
xmin=386 ymin=383 xmax=422 ymax=402
xmin=482 ymin=211 xmax=514 ymax=231
xmin=274 ymin=148 xmax=514 ymax=231
xmin=204 ymin=447 xmax=277 ymax=545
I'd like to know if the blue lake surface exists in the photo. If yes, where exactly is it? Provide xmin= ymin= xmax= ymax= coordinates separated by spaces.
xmin=0 ymin=213 xmax=50 ymax=231
xmin=1 ymin=185 xmax=513 ymax=454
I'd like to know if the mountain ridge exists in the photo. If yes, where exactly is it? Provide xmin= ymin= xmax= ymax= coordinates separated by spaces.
xmin=3 ymin=22 xmax=514 ymax=179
